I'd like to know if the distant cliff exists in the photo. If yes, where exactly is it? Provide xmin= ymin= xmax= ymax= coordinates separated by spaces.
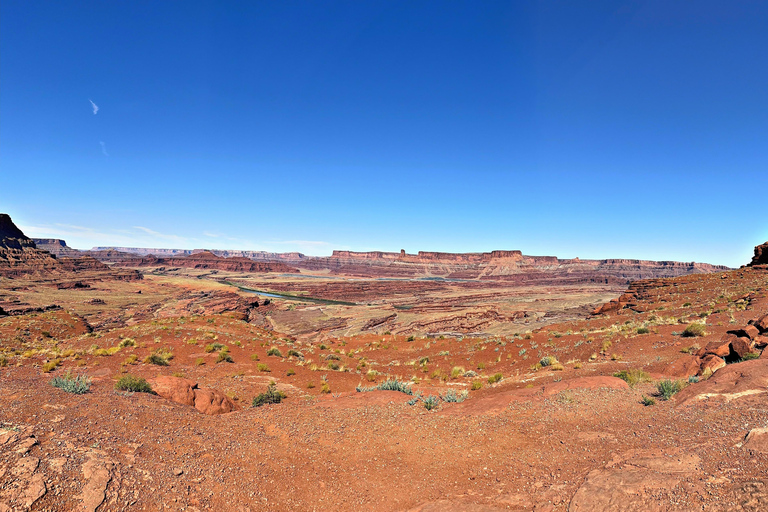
xmin=33 ymin=239 xmax=83 ymax=258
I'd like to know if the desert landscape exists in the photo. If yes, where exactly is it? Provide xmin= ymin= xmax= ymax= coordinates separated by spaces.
xmin=3 ymin=212 xmax=768 ymax=511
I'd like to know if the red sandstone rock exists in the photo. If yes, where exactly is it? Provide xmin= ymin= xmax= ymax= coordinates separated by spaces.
xmin=665 ymin=356 xmax=701 ymax=378
xmin=699 ymin=355 xmax=726 ymax=375
xmin=743 ymin=428 xmax=768 ymax=454
xmin=749 ymin=242 xmax=768 ymax=266
xmin=697 ymin=340 xmax=731 ymax=358
xmin=729 ymin=325 xmax=760 ymax=340
xmin=193 ymin=387 xmax=236 ymax=415
xmin=755 ymin=336 xmax=768 ymax=349
xmin=752 ymin=314 xmax=768 ymax=333
xmin=149 ymin=376 xmax=197 ymax=407
xmin=730 ymin=337 xmax=753 ymax=360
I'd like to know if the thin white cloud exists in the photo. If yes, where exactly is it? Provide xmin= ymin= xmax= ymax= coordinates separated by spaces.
xmin=89 ymin=99 xmax=99 ymax=115
xmin=99 ymin=141 xmax=108 ymax=156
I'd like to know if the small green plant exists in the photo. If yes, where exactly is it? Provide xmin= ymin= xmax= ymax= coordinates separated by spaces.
xmin=636 ymin=327 xmax=650 ymax=335
xmin=250 ymin=354 xmax=260 ymax=361
xmin=256 ymin=363 xmax=271 ymax=372
xmin=287 ymin=368 xmax=296 ymax=376
xmin=252 ymin=382 xmax=286 ymax=407
xmin=205 ymin=343 xmax=225 ymax=353
xmin=641 ymin=395 xmax=656 ymax=406
xmin=406 ymin=335 xmax=415 ymax=342
xmin=539 ymin=356 xmax=558 ymax=367
xmin=115 ymin=375 xmax=153 ymax=393
xmin=267 ymin=347 xmax=283 ymax=357
xmin=320 ymin=382 xmax=331 ymax=394
xmin=423 ymin=395 xmax=439 ymax=410
xmin=195 ymin=357 xmax=205 ymax=366
xmin=42 ymin=359 xmax=61 ymax=373
xmin=742 ymin=352 xmax=760 ymax=361
xmin=488 ymin=373 xmax=503 ymax=385
xmin=613 ymin=369 xmax=651 ymax=387
xmin=356 ymin=378 xmax=414 ymax=395
xmin=441 ymin=389 xmax=468 ymax=403
xmin=688 ymin=375 xmax=699 ymax=383
xmin=307 ymin=381 xmax=315 ymax=389
xmin=287 ymin=349 xmax=302 ymax=358
xmin=327 ymin=362 xmax=340 ymax=370
xmin=118 ymin=338 xmax=135 ymax=348
xmin=216 ymin=347 xmax=233 ymax=363
xmin=50 ymin=372 xmax=91 ymax=394
xmin=471 ymin=380 xmax=483 ymax=390
xmin=656 ymin=379 xmax=684 ymax=400
xmin=450 ymin=366 xmax=465 ymax=379
xmin=144 ymin=350 xmax=172 ymax=366
xmin=682 ymin=323 xmax=706 ymax=338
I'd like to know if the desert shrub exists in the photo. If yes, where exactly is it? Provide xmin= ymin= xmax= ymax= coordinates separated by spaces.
xmin=0 ymin=355 xmax=7 ymax=367
xmin=205 ymin=343 xmax=225 ymax=353
xmin=267 ymin=347 xmax=283 ymax=357
xmin=118 ymin=338 xmax=135 ymax=348
xmin=688 ymin=375 xmax=699 ymax=383
xmin=406 ymin=336 xmax=415 ymax=342
xmin=216 ymin=347 xmax=233 ymax=363
xmin=320 ymin=382 xmax=331 ymax=394
xmin=252 ymin=382 xmax=286 ymax=407
xmin=250 ymin=354 xmax=260 ymax=361
xmin=307 ymin=381 xmax=315 ymax=389
xmin=287 ymin=368 xmax=295 ymax=376
xmin=636 ymin=327 xmax=650 ymax=335
xmin=656 ymin=379 xmax=684 ymax=400
xmin=613 ymin=369 xmax=651 ymax=387
xmin=256 ymin=363 xmax=271 ymax=372
xmin=287 ymin=349 xmax=302 ymax=358
xmin=319 ymin=344 xmax=328 ymax=350
xmin=682 ymin=302 xmax=692 ymax=307
xmin=327 ymin=362 xmax=340 ymax=370
xmin=195 ymin=357 xmax=205 ymax=366
xmin=123 ymin=354 xmax=138 ymax=365
xmin=441 ymin=389 xmax=468 ymax=403
xmin=471 ymin=380 xmax=483 ymax=390
xmin=423 ymin=395 xmax=439 ymax=410
xmin=550 ymin=363 xmax=565 ymax=371
xmin=488 ymin=373 xmax=503 ymax=385
xmin=357 ymin=378 xmax=414 ymax=395
xmin=42 ymin=359 xmax=61 ymax=373
xmin=325 ymin=354 xmax=341 ymax=361
xmin=742 ymin=352 xmax=760 ymax=361
xmin=477 ymin=361 xmax=486 ymax=369
xmin=641 ymin=395 xmax=656 ymax=406
xmin=50 ymin=372 xmax=91 ymax=394
xmin=144 ymin=350 xmax=172 ymax=366
xmin=450 ymin=366 xmax=465 ymax=379
xmin=115 ymin=375 xmax=153 ymax=393
xmin=539 ymin=356 xmax=558 ymax=367
xmin=682 ymin=323 xmax=706 ymax=338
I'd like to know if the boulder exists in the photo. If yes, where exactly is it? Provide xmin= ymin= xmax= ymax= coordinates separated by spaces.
xmin=730 ymin=337 xmax=753 ymax=360
xmin=753 ymin=335 xmax=768 ymax=349
xmin=665 ymin=356 xmax=702 ymax=378
xmin=751 ymin=314 xmax=768 ymax=333
xmin=697 ymin=339 xmax=731 ymax=358
xmin=149 ymin=376 xmax=197 ymax=407
xmin=743 ymin=428 xmax=768 ymax=454
xmin=749 ymin=242 xmax=768 ymax=266
xmin=193 ymin=388 xmax=235 ymax=415
xmin=699 ymin=355 xmax=726 ymax=375
xmin=729 ymin=325 xmax=760 ymax=340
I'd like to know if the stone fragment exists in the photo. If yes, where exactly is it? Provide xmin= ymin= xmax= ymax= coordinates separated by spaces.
xmin=193 ymin=388 xmax=236 ymax=415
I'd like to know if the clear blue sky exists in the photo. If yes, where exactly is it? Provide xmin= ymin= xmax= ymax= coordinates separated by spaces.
xmin=2 ymin=1 xmax=766 ymax=266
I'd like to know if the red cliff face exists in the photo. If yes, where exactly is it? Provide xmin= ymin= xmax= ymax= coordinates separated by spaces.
xmin=108 ymin=251 xmax=299 ymax=273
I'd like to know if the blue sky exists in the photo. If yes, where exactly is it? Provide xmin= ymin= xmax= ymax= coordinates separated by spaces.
xmin=2 ymin=1 xmax=766 ymax=266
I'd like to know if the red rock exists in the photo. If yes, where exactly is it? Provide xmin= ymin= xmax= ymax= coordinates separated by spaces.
xmin=149 ymin=376 xmax=197 ymax=407
xmin=755 ymin=336 xmax=768 ymax=349
xmin=752 ymin=314 xmax=768 ymax=333
xmin=665 ymin=356 xmax=702 ymax=378
xmin=729 ymin=325 xmax=760 ymax=340
xmin=193 ymin=388 xmax=236 ymax=415
xmin=749 ymin=241 xmax=768 ymax=266
xmin=696 ymin=340 xmax=731 ymax=358
xmin=743 ymin=428 xmax=768 ymax=454
xmin=699 ymin=355 xmax=726 ymax=375
xmin=730 ymin=337 xmax=753 ymax=360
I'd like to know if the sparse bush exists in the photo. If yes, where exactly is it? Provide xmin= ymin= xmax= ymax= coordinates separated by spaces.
xmin=256 ymin=363 xmax=271 ymax=372
xmin=320 ymin=382 xmax=331 ymax=394
xmin=641 ymin=395 xmax=656 ymax=406
xmin=365 ymin=370 xmax=379 ymax=382
xmin=656 ymin=379 xmax=684 ymax=400
xmin=250 ymin=354 xmax=260 ymax=361
xmin=42 ymin=359 xmax=61 ymax=373
xmin=471 ymin=380 xmax=483 ymax=390
xmin=50 ymin=372 xmax=91 ymax=394
xmin=195 ymin=357 xmax=205 ymax=366
xmin=406 ymin=335 xmax=415 ymax=342
xmin=423 ymin=395 xmax=439 ymax=410
xmin=307 ymin=381 xmax=315 ymax=389
xmin=287 ymin=368 xmax=295 ymax=376
xmin=682 ymin=323 xmax=706 ymax=338
xmin=450 ymin=366 xmax=465 ymax=379
xmin=144 ymin=350 xmax=172 ymax=366
xmin=267 ymin=347 xmax=283 ymax=357
xmin=356 ymin=378 xmax=414 ymax=395
xmin=539 ymin=356 xmax=558 ymax=367
xmin=287 ymin=349 xmax=302 ymax=358
xmin=118 ymin=338 xmax=135 ymax=348
xmin=636 ymin=327 xmax=650 ymax=335
xmin=488 ymin=373 xmax=503 ymax=385
xmin=613 ymin=369 xmax=651 ymax=387
xmin=216 ymin=347 xmax=233 ymax=363
xmin=205 ymin=343 xmax=225 ymax=353
xmin=252 ymin=382 xmax=286 ymax=407
xmin=441 ymin=389 xmax=468 ymax=403
xmin=688 ymin=375 xmax=699 ymax=383
xmin=327 ymin=362 xmax=340 ymax=370
xmin=0 ymin=355 xmax=7 ymax=367
xmin=115 ymin=375 xmax=153 ymax=393
xmin=742 ymin=352 xmax=760 ymax=361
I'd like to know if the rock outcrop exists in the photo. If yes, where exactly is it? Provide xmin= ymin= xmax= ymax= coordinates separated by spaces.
xmin=750 ymin=242 xmax=768 ymax=266
xmin=97 ymin=250 xmax=299 ymax=273
xmin=31 ymin=238 xmax=82 ymax=258
xmin=148 ymin=376 xmax=236 ymax=415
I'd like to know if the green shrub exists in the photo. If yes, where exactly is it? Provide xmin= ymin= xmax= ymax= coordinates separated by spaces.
xmin=471 ymin=380 xmax=483 ymax=390
xmin=539 ymin=356 xmax=558 ymax=367
xmin=742 ymin=352 xmax=760 ymax=361
xmin=144 ymin=350 xmax=172 ymax=366
xmin=356 ymin=378 xmax=414 ymax=395
xmin=656 ymin=379 xmax=684 ymax=400
xmin=682 ymin=323 xmax=706 ymax=338
xmin=641 ymin=395 xmax=656 ymax=406
xmin=267 ymin=347 xmax=283 ymax=357
xmin=636 ymin=327 xmax=650 ymax=335
xmin=256 ymin=363 xmax=271 ymax=372
xmin=252 ymin=382 xmax=286 ymax=407
xmin=115 ymin=375 xmax=153 ymax=393
xmin=287 ymin=349 xmax=302 ymax=358
xmin=406 ymin=336 xmax=415 ymax=342
xmin=441 ymin=389 xmax=468 ymax=403
xmin=488 ymin=373 xmax=503 ymax=384
xmin=50 ymin=372 xmax=91 ymax=394
xmin=216 ymin=347 xmax=233 ymax=363
xmin=287 ymin=368 xmax=295 ymax=376
xmin=118 ymin=338 xmax=135 ymax=348
xmin=205 ymin=343 xmax=225 ymax=353
xmin=613 ymin=369 xmax=651 ymax=387
xmin=423 ymin=395 xmax=439 ymax=410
